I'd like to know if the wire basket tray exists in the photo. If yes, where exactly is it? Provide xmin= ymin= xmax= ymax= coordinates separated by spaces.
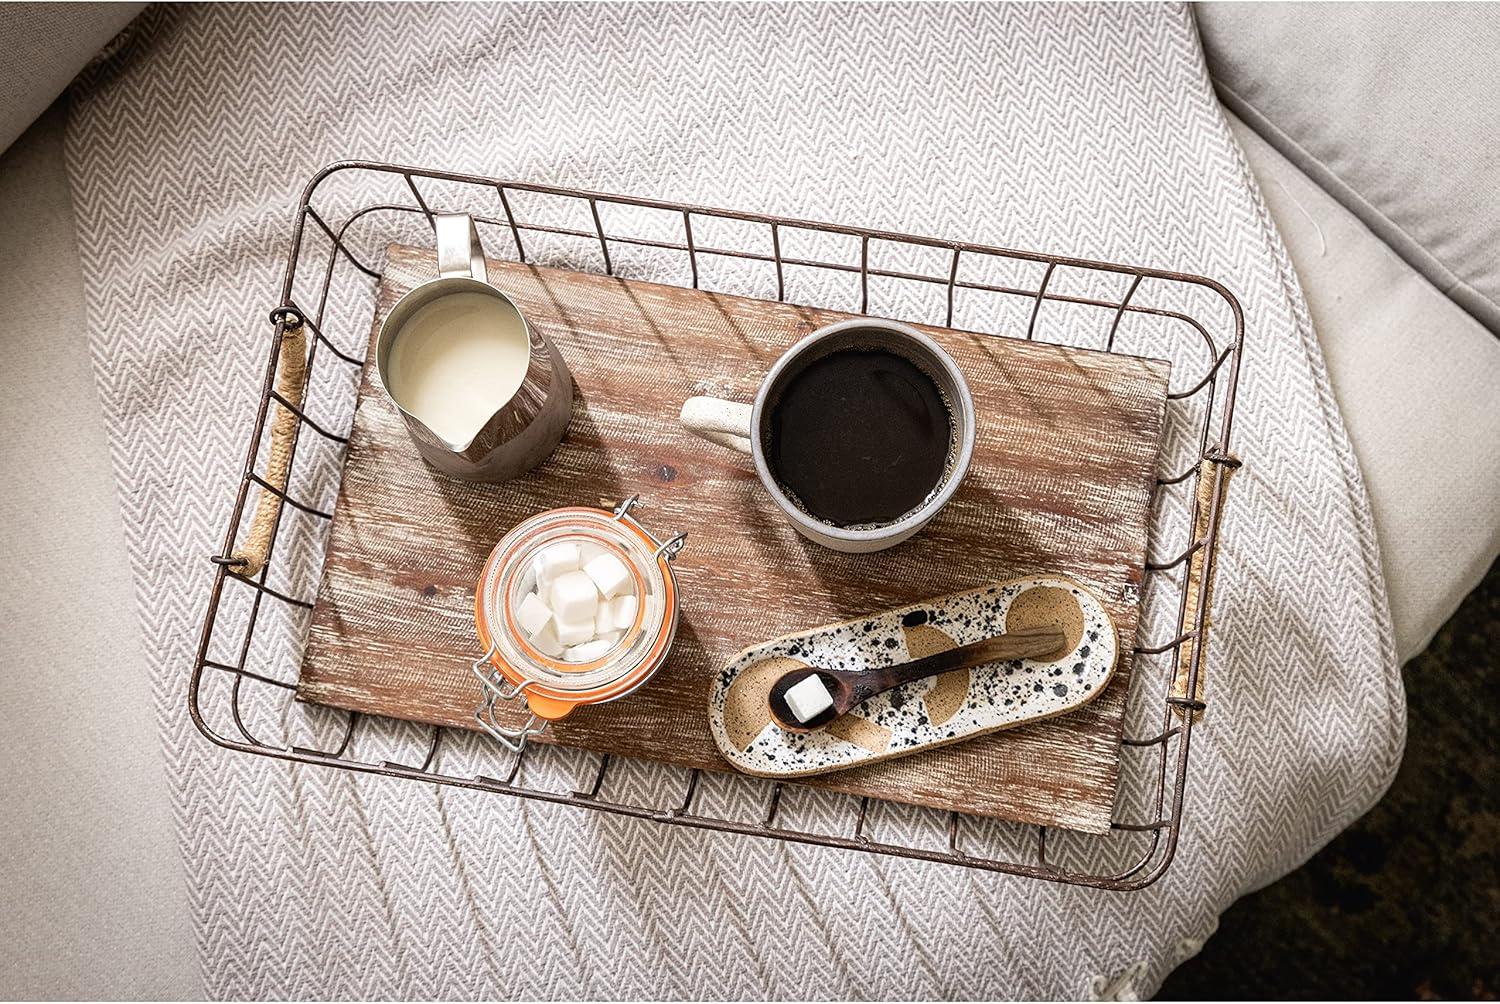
xmin=193 ymin=161 xmax=1244 ymax=891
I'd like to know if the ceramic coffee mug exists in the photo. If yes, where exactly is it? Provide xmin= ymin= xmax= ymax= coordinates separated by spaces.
xmin=680 ymin=318 xmax=975 ymax=553
xmin=377 ymin=214 xmax=573 ymax=482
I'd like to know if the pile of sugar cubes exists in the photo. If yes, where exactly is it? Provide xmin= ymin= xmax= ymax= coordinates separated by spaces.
xmin=514 ymin=539 xmax=639 ymax=663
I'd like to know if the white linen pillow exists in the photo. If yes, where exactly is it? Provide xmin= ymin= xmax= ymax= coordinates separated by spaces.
xmin=1197 ymin=3 xmax=1500 ymax=334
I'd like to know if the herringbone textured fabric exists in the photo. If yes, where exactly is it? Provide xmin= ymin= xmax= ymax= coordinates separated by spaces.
xmin=64 ymin=3 xmax=1402 ymax=998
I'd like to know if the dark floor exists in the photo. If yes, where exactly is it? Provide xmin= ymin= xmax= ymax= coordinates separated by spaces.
xmin=1159 ymin=558 xmax=1499 ymax=1000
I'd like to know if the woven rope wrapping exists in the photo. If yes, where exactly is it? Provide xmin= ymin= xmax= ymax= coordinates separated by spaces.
xmin=231 ymin=323 xmax=308 ymax=577
xmin=1173 ymin=453 xmax=1240 ymax=721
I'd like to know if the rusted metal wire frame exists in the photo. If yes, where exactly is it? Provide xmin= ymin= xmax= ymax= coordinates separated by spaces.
xmin=189 ymin=161 xmax=1244 ymax=892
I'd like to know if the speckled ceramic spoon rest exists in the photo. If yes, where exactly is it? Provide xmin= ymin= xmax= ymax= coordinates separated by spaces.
xmin=708 ymin=575 xmax=1118 ymax=778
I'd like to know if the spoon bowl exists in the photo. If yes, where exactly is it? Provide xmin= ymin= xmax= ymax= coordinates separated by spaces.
xmin=766 ymin=626 xmax=1066 ymax=733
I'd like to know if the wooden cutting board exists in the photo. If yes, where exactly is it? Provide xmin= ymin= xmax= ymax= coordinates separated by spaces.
xmin=297 ymin=244 xmax=1170 ymax=833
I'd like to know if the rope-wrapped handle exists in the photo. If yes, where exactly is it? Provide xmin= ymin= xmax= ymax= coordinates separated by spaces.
xmin=230 ymin=322 xmax=309 ymax=577
xmin=1172 ymin=450 xmax=1239 ymax=722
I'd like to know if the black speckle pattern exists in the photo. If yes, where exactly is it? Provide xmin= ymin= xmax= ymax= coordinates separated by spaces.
xmin=707 ymin=575 xmax=1118 ymax=777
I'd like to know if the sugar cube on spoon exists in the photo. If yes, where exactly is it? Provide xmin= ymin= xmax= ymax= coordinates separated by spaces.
xmin=783 ymin=673 xmax=835 ymax=723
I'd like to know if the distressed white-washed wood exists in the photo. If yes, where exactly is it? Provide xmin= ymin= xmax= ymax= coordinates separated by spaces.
xmin=298 ymin=244 xmax=1171 ymax=832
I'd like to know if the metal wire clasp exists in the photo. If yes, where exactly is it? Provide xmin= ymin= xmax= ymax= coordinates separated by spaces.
xmin=471 ymin=648 xmax=549 ymax=754
xmin=611 ymin=494 xmax=688 ymax=562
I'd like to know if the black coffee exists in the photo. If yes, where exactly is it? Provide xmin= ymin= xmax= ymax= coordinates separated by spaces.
xmin=766 ymin=347 xmax=954 ymax=528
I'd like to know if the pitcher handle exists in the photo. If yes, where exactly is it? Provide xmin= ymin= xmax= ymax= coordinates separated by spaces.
xmin=435 ymin=213 xmax=487 ymax=282
xmin=680 ymin=396 xmax=754 ymax=455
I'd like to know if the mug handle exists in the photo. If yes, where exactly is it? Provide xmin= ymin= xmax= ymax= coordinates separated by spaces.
xmin=680 ymin=396 xmax=754 ymax=455
xmin=435 ymin=213 xmax=487 ymax=282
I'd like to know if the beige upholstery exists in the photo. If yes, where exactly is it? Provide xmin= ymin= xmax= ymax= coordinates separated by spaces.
xmin=1198 ymin=2 xmax=1500 ymax=333
xmin=0 ymin=3 xmax=144 ymax=154
xmin=0 ymin=103 xmax=200 ymax=999
xmin=1227 ymin=111 xmax=1500 ymax=659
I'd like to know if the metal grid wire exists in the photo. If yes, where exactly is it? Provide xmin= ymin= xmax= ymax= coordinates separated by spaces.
xmin=192 ymin=161 xmax=1243 ymax=891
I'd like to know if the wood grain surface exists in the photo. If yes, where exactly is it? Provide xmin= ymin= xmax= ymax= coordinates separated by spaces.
xmin=297 ymin=244 xmax=1170 ymax=833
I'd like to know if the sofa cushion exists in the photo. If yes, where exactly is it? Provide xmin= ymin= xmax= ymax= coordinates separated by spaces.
xmin=0 ymin=103 xmax=199 ymax=999
xmin=1227 ymin=110 xmax=1500 ymax=659
xmin=0 ymin=2 xmax=144 ymax=154
xmin=1197 ymin=3 xmax=1500 ymax=334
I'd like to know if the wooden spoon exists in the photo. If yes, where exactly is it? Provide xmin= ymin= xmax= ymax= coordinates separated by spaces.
xmin=766 ymin=626 xmax=1068 ymax=733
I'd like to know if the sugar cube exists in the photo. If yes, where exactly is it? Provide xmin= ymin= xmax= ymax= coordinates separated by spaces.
xmin=549 ymin=569 xmax=599 ymax=624
xmin=516 ymin=543 xmax=641 ymax=662
xmin=515 ymin=591 xmax=552 ymax=636
xmin=528 ymin=620 xmax=564 ymax=658
xmin=583 ymin=552 xmax=631 ymax=599
xmin=565 ymin=637 xmax=614 ymax=663
xmin=555 ymin=617 xmax=594 ymax=647
xmin=609 ymin=594 xmax=638 ymax=632
xmin=536 ymin=541 xmax=581 ymax=583
xmin=784 ymin=674 xmax=835 ymax=723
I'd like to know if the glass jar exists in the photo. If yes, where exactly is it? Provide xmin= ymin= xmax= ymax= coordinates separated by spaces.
xmin=472 ymin=496 xmax=685 ymax=750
